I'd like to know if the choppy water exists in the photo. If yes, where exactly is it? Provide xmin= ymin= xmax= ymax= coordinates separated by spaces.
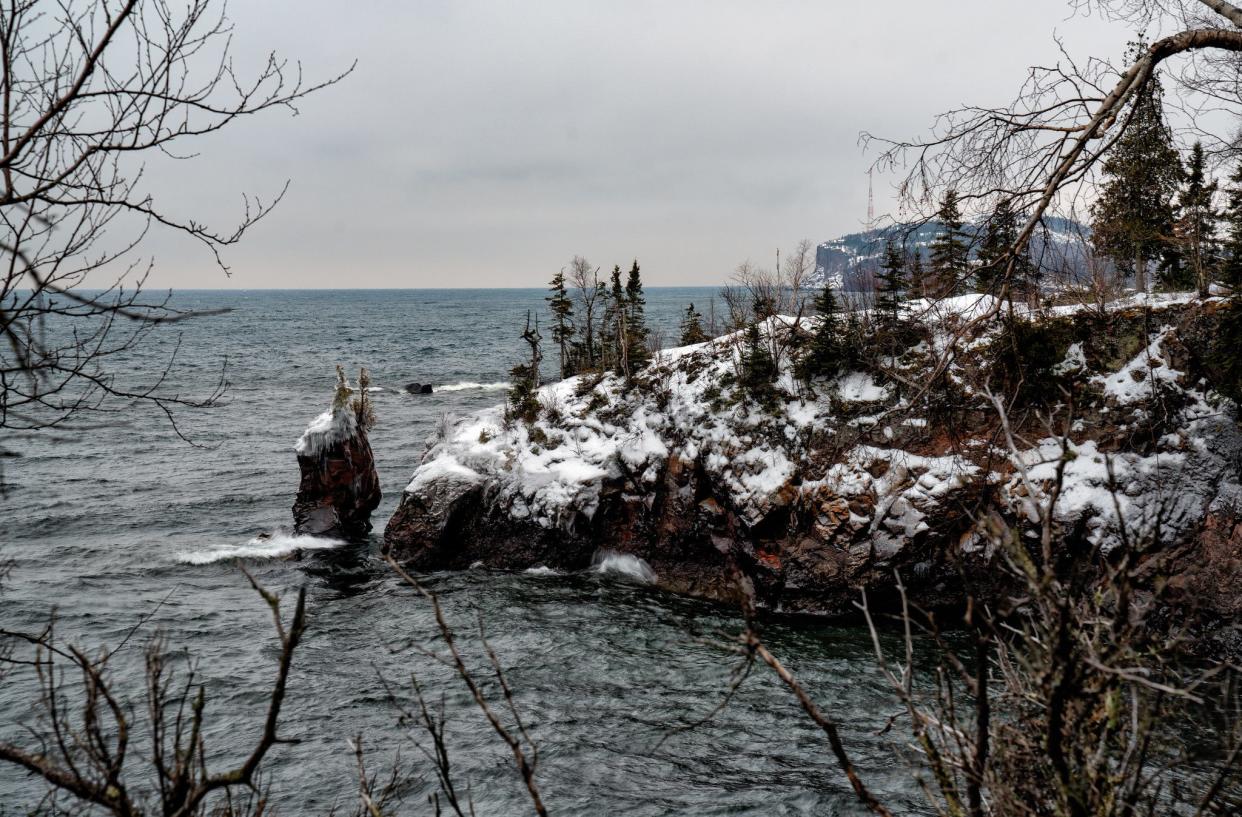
xmin=1 ymin=289 xmax=929 ymax=815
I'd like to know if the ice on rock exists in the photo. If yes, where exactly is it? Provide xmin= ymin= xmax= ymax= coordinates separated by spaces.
xmin=294 ymin=405 xmax=359 ymax=458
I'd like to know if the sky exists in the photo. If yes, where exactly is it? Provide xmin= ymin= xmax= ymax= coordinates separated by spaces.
xmin=136 ymin=1 xmax=1131 ymax=289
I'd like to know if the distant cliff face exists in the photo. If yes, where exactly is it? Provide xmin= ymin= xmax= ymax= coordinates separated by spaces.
xmin=383 ymin=293 xmax=1242 ymax=645
xmin=812 ymin=217 xmax=1089 ymax=290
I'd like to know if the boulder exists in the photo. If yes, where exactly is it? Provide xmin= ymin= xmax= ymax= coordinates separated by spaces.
xmin=292 ymin=385 xmax=381 ymax=540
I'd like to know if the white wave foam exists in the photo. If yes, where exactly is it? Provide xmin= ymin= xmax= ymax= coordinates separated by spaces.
xmin=175 ymin=533 xmax=345 ymax=565
xmin=434 ymin=381 xmax=510 ymax=392
xmin=524 ymin=565 xmax=561 ymax=576
xmin=592 ymin=551 xmax=656 ymax=583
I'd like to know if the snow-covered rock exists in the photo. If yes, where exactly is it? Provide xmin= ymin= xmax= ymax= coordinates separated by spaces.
xmin=292 ymin=382 xmax=381 ymax=540
xmin=384 ymin=296 xmax=1242 ymax=620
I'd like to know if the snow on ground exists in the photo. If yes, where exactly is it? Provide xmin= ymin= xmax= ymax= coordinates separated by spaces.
xmin=1096 ymin=326 xmax=1182 ymax=405
xmin=399 ymin=294 xmax=1239 ymax=557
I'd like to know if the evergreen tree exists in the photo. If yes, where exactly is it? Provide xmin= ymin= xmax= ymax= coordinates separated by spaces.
xmin=546 ymin=269 xmax=575 ymax=378
xmin=909 ymin=252 xmax=927 ymax=299
xmin=1175 ymin=141 xmax=1220 ymax=296
xmin=875 ymin=240 xmax=906 ymax=332
xmin=739 ymin=323 xmax=778 ymax=408
xmin=1090 ymin=61 xmax=1183 ymax=292
xmin=624 ymin=259 xmax=650 ymax=371
xmin=679 ymin=303 xmax=708 ymax=345
xmin=798 ymin=284 xmax=841 ymax=381
xmin=604 ymin=265 xmax=629 ymax=378
xmin=928 ymin=189 xmax=969 ymax=297
xmin=507 ymin=312 xmax=542 ymax=423
xmin=1222 ymin=161 xmax=1242 ymax=289
xmin=975 ymin=198 xmax=1032 ymax=296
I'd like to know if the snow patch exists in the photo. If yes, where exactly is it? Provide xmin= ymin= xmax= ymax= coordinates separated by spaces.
xmin=294 ymin=405 xmax=358 ymax=457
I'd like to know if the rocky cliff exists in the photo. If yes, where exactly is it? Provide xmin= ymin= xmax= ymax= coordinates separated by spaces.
xmin=293 ymin=376 xmax=382 ymax=540
xmin=384 ymin=293 xmax=1242 ymax=630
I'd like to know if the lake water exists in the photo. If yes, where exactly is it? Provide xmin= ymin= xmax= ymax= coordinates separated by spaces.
xmin=1 ymin=289 xmax=929 ymax=815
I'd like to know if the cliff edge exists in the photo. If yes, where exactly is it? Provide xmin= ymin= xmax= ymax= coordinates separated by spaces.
xmin=384 ymin=293 xmax=1242 ymax=633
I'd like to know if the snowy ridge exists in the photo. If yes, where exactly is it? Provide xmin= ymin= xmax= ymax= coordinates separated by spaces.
xmin=398 ymin=295 xmax=1240 ymax=559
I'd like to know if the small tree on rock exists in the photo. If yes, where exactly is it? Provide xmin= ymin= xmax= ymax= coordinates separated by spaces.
xmin=874 ymin=240 xmax=906 ymax=334
xmin=1090 ymin=59 xmax=1183 ymax=292
xmin=546 ymin=269 xmax=575 ymax=378
xmin=975 ymin=198 xmax=1033 ymax=298
xmin=1175 ymin=141 xmax=1220 ymax=297
xmin=508 ymin=312 xmax=542 ymax=424
xmin=797 ymin=285 xmax=842 ymax=382
xmin=928 ymin=189 xmax=970 ymax=298
xmin=679 ymin=303 xmax=708 ymax=345
xmin=739 ymin=323 xmax=779 ymax=409
xmin=1223 ymin=161 xmax=1242 ymax=290
xmin=625 ymin=260 xmax=650 ymax=372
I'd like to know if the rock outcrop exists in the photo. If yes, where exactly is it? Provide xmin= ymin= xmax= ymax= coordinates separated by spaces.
xmin=384 ymin=294 xmax=1242 ymax=625
xmin=293 ymin=375 xmax=382 ymax=540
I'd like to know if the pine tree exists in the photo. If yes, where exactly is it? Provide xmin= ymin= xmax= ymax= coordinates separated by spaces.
xmin=975 ymin=198 xmax=1032 ymax=296
xmin=1090 ymin=61 xmax=1183 ymax=292
xmin=679 ymin=303 xmax=708 ymax=345
xmin=604 ymin=265 xmax=629 ymax=378
xmin=798 ymin=284 xmax=841 ymax=381
xmin=546 ymin=269 xmax=575 ymax=378
xmin=739 ymin=323 xmax=778 ymax=408
xmin=928 ymin=189 xmax=969 ymax=297
xmin=1222 ymin=161 xmax=1242 ymax=289
xmin=909 ymin=252 xmax=927 ymax=299
xmin=624 ymin=259 xmax=650 ymax=371
xmin=1175 ymin=141 xmax=1220 ymax=296
xmin=875 ymin=240 xmax=906 ymax=332
xmin=507 ymin=312 xmax=542 ymax=424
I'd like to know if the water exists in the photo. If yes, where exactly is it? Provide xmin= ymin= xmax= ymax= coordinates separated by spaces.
xmin=1 ymin=289 xmax=927 ymax=815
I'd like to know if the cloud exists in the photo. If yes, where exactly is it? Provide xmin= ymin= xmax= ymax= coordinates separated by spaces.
xmin=133 ymin=0 xmax=1127 ymax=288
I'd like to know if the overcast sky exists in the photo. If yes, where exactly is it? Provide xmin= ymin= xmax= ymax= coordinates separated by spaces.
xmin=141 ymin=1 xmax=1130 ymax=289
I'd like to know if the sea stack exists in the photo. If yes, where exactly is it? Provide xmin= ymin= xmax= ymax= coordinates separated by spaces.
xmin=293 ymin=367 xmax=382 ymax=539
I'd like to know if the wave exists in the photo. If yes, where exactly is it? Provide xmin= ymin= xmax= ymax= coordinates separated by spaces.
xmin=524 ymin=565 xmax=561 ymax=576
xmin=592 ymin=551 xmax=657 ymax=583
xmin=434 ymin=381 xmax=510 ymax=392
xmin=175 ymin=532 xmax=346 ymax=565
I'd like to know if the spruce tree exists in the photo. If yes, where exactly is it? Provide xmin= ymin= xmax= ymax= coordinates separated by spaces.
xmin=909 ymin=252 xmax=927 ymax=299
xmin=546 ymin=269 xmax=575 ymax=378
xmin=875 ymin=240 xmax=906 ymax=333
xmin=679 ymin=303 xmax=708 ymax=345
xmin=798 ymin=284 xmax=841 ymax=381
xmin=1222 ymin=161 xmax=1242 ymax=289
xmin=605 ymin=265 xmax=629 ymax=378
xmin=975 ymin=198 xmax=1031 ymax=296
xmin=1090 ymin=62 xmax=1183 ymax=292
xmin=1175 ymin=141 xmax=1220 ymax=296
xmin=624 ymin=259 xmax=650 ymax=371
xmin=739 ymin=323 xmax=778 ymax=408
xmin=928 ymin=189 xmax=969 ymax=298
xmin=507 ymin=312 xmax=542 ymax=424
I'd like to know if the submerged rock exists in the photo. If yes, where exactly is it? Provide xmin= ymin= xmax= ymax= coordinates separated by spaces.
xmin=405 ymin=382 xmax=434 ymax=395
xmin=293 ymin=370 xmax=382 ymax=540
xmin=384 ymin=294 xmax=1242 ymax=625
